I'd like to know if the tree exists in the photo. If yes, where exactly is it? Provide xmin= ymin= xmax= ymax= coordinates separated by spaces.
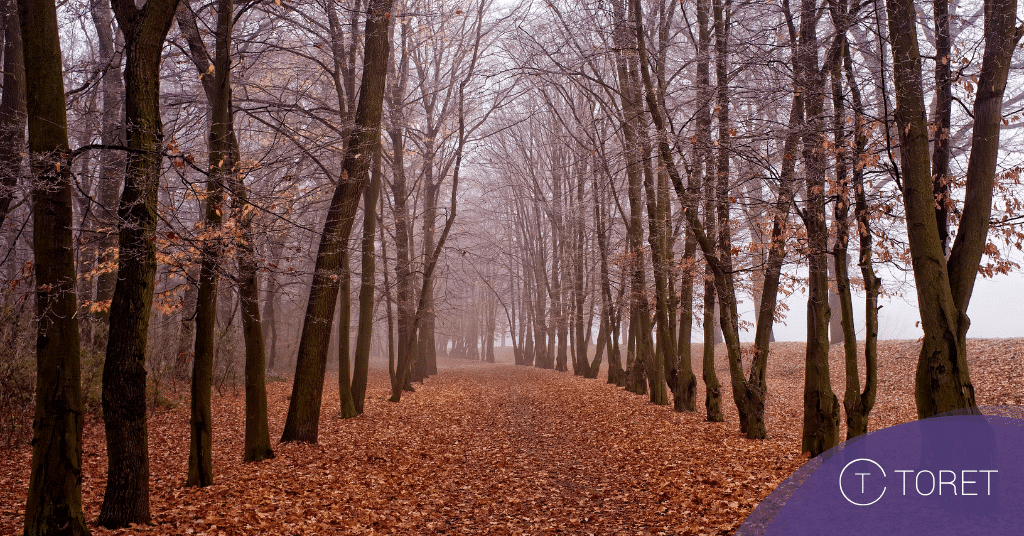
xmin=886 ymin=0 xmax=1022 ymax=418
xmin=180 ymin=0 xmax=232 ymax=487
xmin=692 ymin=0 xmax=722 ymax=422
xmin=383 ymin=10 xmax=416 ymax=396
xmin=389 ymin=0 xmax=487 ymax=401
xmin=837 ymin=21 xmax=878 ymax=438
xmin=324 ymin=0 xmax=363 ymax=420
xmin=19 ymin=0 xmax=90 ymax=533
xmin=634 ymin=0 xmax=796 ymax=439
xmin=99 ymin=0 xmax=180 ymax=527
xmin=631 ymin=0 xmax=694 ymax=410
xmin=931 ymin=0 xmax=953 ymax=254
xmin=611 ymin=0 xmax=659 ymax=402
xmin=176 ymin=0 xmax=274 ymax=462
xmin=352 ymin=148 xmax=382 ymax=413
xmin=0 ymin=0 xmax=26 ymax=230
xmin=89 ymin=0 xmax=125 ymax=327
xmin=281 ymin=0 xmax=395 ymax=443
xmin=794 ymin=0 xmax=839 ymax=457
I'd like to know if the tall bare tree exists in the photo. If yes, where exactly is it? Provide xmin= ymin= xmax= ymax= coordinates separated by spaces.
xmin=281 ymin=0 xmax=395 ymax=443
xmin=19 ymin=0 xmax=90 ymax=532
xmin=794 ymin=0 xmax=839 ymax=457
xmin=100 ymin=0 xmax=180 ymax=527
xmin=886 ymin=0 xmax=1022 ymax=418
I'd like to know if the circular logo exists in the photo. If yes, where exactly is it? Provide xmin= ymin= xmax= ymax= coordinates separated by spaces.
xmin=839 ymin=458 xmax=887 ymax=506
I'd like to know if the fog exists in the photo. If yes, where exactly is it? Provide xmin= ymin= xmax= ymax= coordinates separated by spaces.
xmin=743 ymin=270 xmax=1024 ymax=342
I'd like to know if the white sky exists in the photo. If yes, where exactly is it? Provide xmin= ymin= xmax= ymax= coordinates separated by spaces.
xmin=743 ymin=270 xmax=1024 ymax=342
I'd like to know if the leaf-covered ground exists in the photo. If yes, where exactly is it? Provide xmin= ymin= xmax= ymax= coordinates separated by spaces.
xmin=2 ymin=339 xmax=1022 ymax=535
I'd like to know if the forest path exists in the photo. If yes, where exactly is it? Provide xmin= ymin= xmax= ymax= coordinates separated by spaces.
xmin=282 ymin=359 xmax=805 ymax=534
xmin=2 ymin=357 xmax=806 ymax=536
xmin=5 ymin=341 xmax=1023 ymax=535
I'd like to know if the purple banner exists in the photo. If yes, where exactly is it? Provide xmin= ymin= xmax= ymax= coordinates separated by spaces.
xmin=737 ymin=406 xmax=1024 ymax=535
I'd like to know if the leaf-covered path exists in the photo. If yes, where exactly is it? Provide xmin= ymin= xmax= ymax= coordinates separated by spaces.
xmin=3 ymin=339 xmax=1023 ymax=535
xmin=384 ymin=362 xmax=802 ymax=534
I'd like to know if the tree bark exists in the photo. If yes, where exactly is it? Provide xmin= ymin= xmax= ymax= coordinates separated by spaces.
xmin=264 ymin=244 xmax=281 ymax=372
xmin=887 ymin=0 xmax=1020 ymax=418
xmin=0 ymin=0 xmax=26 ymax=231
xmin=100 ymin=0 xmax=180 ymax=527
xmin=351 ymin=136 xmax=381 ymax=414
xmin=831 ymin=37 xmax=860 ymax=441
xmin=843 ymin=35 xmax=878 ymax=439
xmin=694 ymin=0 xmax=722 ymax=422
xmin=746 ymin=87 xmax=799 ymax=441
xmin=337 ymin=250 xmax=357 ymax=418
xmin=90 ymin=0 xmax=124 ymax=324
xmin=797 ymin=0 xmax=840 ymax=457
xmin=416 ymin=178 xmax=439 ymax=380
xmin=385 ymin=17 xmax=415 ymax=397
xmin=185 ymin=0 xmax=232 ymax=488
xmin=281 ymin=0 xmax=394 ymax=442
xmin=710 ymin=0 xmax=756 ymax=435
xmin=389 ymin=0 xmax=483 ymax=400
xmin=19 ymin=0 xmax=90 ymax=532
xmin=550 ymin=169 xmax=567 ymax=373
xmin=612 ymin=0 xmax=656 ymax=400
xmin=595 ymin=175 xmax=622 ymax=384
xmin=932 ymin=0 xmax=953 ymax=254
xmin=176 ymin=0 xmax=273 ymax=462
xmin=650 ymin=0 xmax=782 ymax=438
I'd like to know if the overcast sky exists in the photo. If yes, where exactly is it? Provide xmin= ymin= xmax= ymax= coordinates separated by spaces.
xmin=744 ymin=270 xmax=1023 ymax=342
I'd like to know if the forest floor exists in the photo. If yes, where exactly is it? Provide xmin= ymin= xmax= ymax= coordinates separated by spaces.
xmin=2 ymin=338 xmax=1024 ymax=535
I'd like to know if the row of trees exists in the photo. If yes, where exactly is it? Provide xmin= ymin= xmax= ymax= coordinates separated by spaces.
xmin=468 ymin=0 xmax=1021 ymax=450
xmin=4 ymin=0 xmax=1022 ymax=533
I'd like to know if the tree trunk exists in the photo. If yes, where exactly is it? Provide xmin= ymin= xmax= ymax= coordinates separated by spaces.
xmin=677 ymin=228 xmax=697 ymax=403
xmin=73 ymin=144 xmax=97 ymax=343
xmin=571 ymin=170 xmax=588 ymax=376
xmin=389 ymin=2 xmax=482 ymax=400
xmin=0 ymin=0 xmax=26 ymax=231
xmin=639 ymin=144 xmax=670 ymax=406
xmin=281 ymin=0 xmax=394 ymax=443
xmin=19 ymin=0 xmax=90 ymax=532
xmin=828 ymin=0 xmax=869 ymax=440
xmin=694 ymin=0 xmax=722 ymax=422
xmin=90 ymin=0 xmax=124 ymax=326
xmin=827 ymin=257 xmax=841 ymax=345
xmin=186 ymin=157 xmax=220 ymax=487
xmin=337 ymin=252 xmax=357 ymax=418
xmin=551 ymin=170 xmax=568 ymax=373
xmin=176 ymin=266 xmax=199 ymax=381
xmin=595 ymin=174 xmax=621 ymax=385
xmin=238 ymin=234 xmax=273 ymax=462
xmin=533 ymin=261 xmax=549 ymax=369
xmin=100 ymin=0 xmax=180 ymax=527
xmin=745 ymin=86 xmax=800 ymax=440
xmin=711 ymin=0 xmax=754 ymax=435
xmin=612 ymin=0 xmax=657 ymax=401
xmin=633 ymin=0 xmax=695 ymax=411
xmin=845 ymin=38 xmax=878 ymax=439
xmin=351 ymin=136 xmax=381 ymax=414
xmin=798 ymin=0 xmax=840 ymax=457
xmin=385 ymin=18 xmax=415 ymax=397
xmin=176 ymin=0 xmax=273 ymax=461
xmin=417 ymin=178 xmax=439 ymax=379
xmin=932 ymin=0 xmax=953 ymax=254
xmin=887 ymin=0 xmax=1019 ymax=418
xmin=645 ymin=0 xmax=774 ymax=438
xmin=185 ymin=0 xmax=231 ymax=488
xmin=263 ymin=275 xmax=278 ymax=371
